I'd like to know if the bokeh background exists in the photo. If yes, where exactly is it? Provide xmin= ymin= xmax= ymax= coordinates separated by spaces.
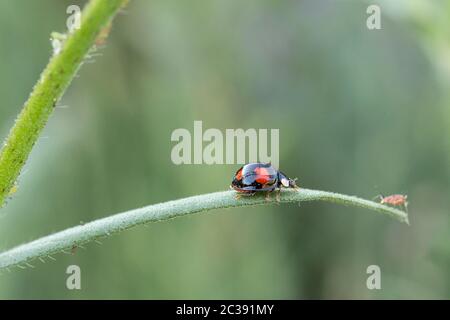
xmin=0 ymin=0 xmax=449 ymax=299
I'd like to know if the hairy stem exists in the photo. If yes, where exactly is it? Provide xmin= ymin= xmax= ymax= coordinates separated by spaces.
xmin=0 ymin=188 xmax=408 ymax=271
xmin=0 ymin=0 xmax=128 ymax=207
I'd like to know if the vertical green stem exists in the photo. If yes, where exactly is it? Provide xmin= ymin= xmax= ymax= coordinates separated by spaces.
xmin=0 ymin=0 xmax=128 ymax=207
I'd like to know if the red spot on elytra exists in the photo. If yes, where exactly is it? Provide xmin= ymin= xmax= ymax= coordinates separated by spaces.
xmin=235 ymin=169 xmax=242 ymax=180
xmin=254 ymin=167 xmax=270 ymax=184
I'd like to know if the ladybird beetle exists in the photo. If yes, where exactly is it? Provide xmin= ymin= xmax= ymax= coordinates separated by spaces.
xmin=231 ymin=163 xmax=298 ymax=199
xmin=376 ymin=194 xmax=408 ymax=212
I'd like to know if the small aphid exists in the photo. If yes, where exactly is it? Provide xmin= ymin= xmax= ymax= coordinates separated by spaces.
xmin=376 ymin=194 xmax=408 ymax=211
xmin=95 ymin=22 xmax=112 ymax=46
xmin=50 ymin=32 xmax=67 ymax=56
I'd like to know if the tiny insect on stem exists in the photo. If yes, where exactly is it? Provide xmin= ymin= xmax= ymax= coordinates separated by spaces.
xmin=375 ymin=194 xmax=409 ymax=213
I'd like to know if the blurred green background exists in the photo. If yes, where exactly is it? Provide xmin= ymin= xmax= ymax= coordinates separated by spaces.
xmin=0 ymin=0 xmax=449 ymax=299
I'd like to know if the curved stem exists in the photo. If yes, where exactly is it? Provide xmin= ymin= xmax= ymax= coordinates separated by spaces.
xmin=0 ymin=0 xmax=128 ymax=207
xmin=0 ymin=188 xmax=408 ymax=271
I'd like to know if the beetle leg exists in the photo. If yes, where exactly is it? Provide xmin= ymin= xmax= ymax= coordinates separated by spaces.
xmin=265 ymin=191 xmax=271 ymax=201
xmin=235 ymin=192 xmax=256 ymax=200
xmin=276 ymin=189 xmax=281 ymax=203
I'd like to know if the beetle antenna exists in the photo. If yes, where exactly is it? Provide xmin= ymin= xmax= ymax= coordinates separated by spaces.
xmin=372 ymin=194 xmax=383 ymax=201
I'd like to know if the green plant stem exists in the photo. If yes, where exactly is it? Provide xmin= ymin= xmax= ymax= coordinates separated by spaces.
xmin=0 ymin=188 xmax=408 ymax=271
xmin=0 ymin=0 xmax=128 ymax=207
